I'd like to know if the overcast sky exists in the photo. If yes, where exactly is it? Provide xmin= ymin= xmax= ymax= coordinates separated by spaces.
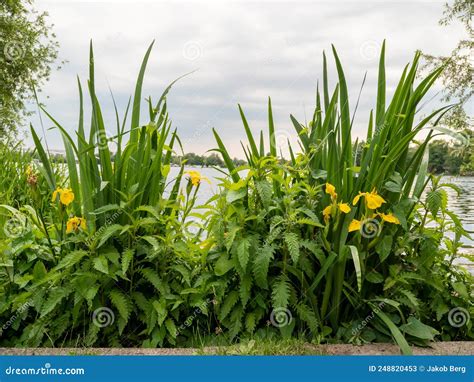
xmin=26 ymin=0 xmax=466 ymax=157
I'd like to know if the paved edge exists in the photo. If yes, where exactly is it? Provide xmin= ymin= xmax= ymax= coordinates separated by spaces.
xmin=0 ymin=342 xmax=472 ymax=356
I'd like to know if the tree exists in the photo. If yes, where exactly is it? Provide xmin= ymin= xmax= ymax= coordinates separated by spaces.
xmin=422 ymin=0 xmax=473 ymax=131
xmin=0 ymin=0 xmax=60 ymax=136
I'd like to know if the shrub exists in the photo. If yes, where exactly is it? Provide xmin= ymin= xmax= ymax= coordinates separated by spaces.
xmin=209 ymin=42 xmax=473 ymax=353
xmin=0 ymin=42 xmax=210 ymax=347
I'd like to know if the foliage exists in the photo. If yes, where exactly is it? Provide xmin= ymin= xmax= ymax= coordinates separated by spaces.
xmin=0 ymin=0 xmax=60 ymax=136
xmin=428 ymin=130 xmax=474 ymax=175
xmin=0 ymin=42 xmax=472 ymax=353
xmin=421 ymin=0 xmax=473 ymax=131
xmin=209 ymin=42 xmax=473 ymax=353
xmin=0 ymin=43 xmax=210 ymax=347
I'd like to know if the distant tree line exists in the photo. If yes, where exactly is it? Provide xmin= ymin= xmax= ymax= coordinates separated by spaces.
xmin=170 ymin=152 xmax=246 ymax=168
xmin=428 ymin=133 xmax=474 ymax=176
xmin=44 ymin=151 xmax=247 ymax=168
xmin=40 ymin=135 xmax=474 ymax=176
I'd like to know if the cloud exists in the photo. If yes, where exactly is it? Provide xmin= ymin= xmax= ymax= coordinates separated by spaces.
xmin=26 ymin=0 xmax=465 ymax=157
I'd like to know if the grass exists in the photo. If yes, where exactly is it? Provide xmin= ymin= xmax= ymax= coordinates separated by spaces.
xmin=196 ymin=339 xmax=325 ymax=355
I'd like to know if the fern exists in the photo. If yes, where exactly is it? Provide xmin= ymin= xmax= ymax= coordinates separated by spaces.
xmin=96 ymin=224 xmax=124 ymax=249
xmin=255 ymin=179 xmax=272 ymax=207
xmin=296 ymin=303 xmax=319 ymax=333
xmin=426 ymin=189 xmax=447 ymax=217
xmin=165 ymin=318 xmax=178 ymax=338
xmin=51 ymin=312 xmax=70 ymax=338
xmin=55 ymin=250 xmax=88 ymax=271
xmin=245 ymin=312 xmax=257 ymax=334
xmin=266 ymin=226 xmax=283 ymax=245
xmin=219 ymin=291 xmax=239 ymax=321
xmin=121 ymin=249 xmax=134 ymax=275
xmin=109 ymin=289 xmax=131 ymax=323
xmin=271 ymin=276 xmax=291 ymax=309
xmin=239 ymin=274 xmax=252 ymax=308
xmin=225 ymin=225 xmax=240 ymax=251
xmin=398 ymin=289 xmax=420 ymax=310
xmin=40 ymin=288 xmax=71 ymax=317
xmin=235 ymin=236 xmax=251 ymax=270
xmin=152 ymin=299 xmax=168 ymax=326
xmin=141 ymin=268 xmax=168 ymax=294
xmin=133 ymin=292 xmax=150 ymax=314
xmin=93 ymin=255 xmax=109 ymax=275
xmin=284 ymin=232 xmax=300 ymax=264
xmin=253 ymin=243 xmax=274 ymax=289
xmin=228 ymin=305 xmax=244 ymax=340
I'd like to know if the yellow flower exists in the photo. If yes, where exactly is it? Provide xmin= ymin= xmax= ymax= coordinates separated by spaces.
xmin=365 ymin=189 xmax=386 ymax=210
xmin=325 ymin=183 xmax=337 ymax=200
xmin=52 ymin=187 xmax=75 ymax=206
xmin=25 ymin=165 xmax=33 ymax=176
xmin=66 ymin=216 xmax=86 ymax=233
xmin=185 ymin=170 xmax=210 ymax=187
xmin=322 ymin=205 xmax=332 ymax=223
xmin=352 ymin=192 xmax=364 ymax=206
xmin=352 ymin=189 xmax=386 ymax=210
xmin=60 ymin=188 xmax=75 ymax=206
xmin=338 ymin=202 xmax=351 ymax=213
xmin=52 ymin=187 xmax=62 ymax=202
xmin=348 ymin=219 xmax=361 ymax=232
xmin=378 ymin=212 xmax=400 ymax=224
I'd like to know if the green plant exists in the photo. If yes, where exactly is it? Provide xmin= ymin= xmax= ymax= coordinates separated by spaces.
xmin=0 ymin=0 xmax=60 ymax=135
xmin=0 ymin=42 xmax=211 ymax=347
xmin=210 ymin=42 xmax=472 ymax=353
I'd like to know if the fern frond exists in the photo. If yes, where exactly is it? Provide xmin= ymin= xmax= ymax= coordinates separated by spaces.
xmin=271 ymin=276 xmax=291 ymax=309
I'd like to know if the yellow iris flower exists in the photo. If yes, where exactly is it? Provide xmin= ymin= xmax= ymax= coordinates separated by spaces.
xmin=353 ymin=188 xmax=386 ymax=210
xmin=325 ymin=183 xmax=337 ymax=200
xmin=338 ymin=202 xmax=351 ymax=213
xmin=66 ymin=216 xmax=86 ymax=233
xmin=323 ymin=205 xmax=332 ymax=223
xmin=378 ymin=212 xmax=400 ymax=224
xmin=348 ymin=219 xmax=361 ymax=232
xmin=52 ymin=187 xmax=75 ymax=206
xmin=186 ymin=170 xmax=210 ymax=187
xmin=322 ymin=184 xmax=351 ymax=223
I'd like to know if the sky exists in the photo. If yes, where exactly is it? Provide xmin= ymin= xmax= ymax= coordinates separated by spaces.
xmin=24 ymin=0 xmax=467 ymax=158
